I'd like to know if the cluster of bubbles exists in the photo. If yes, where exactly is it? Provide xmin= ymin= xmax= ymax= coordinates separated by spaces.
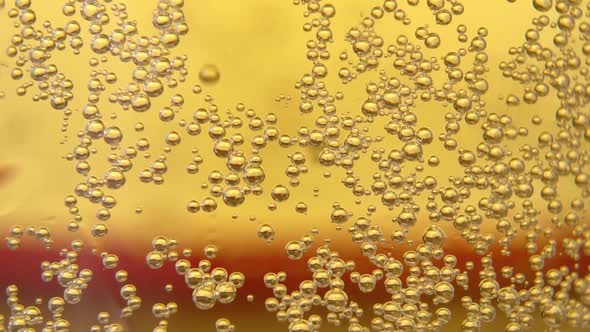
xmin=273 ymin=212 xmax=459 ymax=331
xmin=2 ymin=239 xmax=129 ymax=332
xmin=0 ymin=0 xmax=589 ymax=331
xmin=145 ymin=237 xmax=244 ymax=312
xmin=272 ymin=229 xmax=590 ymax=332
xmin=5 ymin=224 xmax=53 ymax=250
xmin=4 ymin=0 xmax=77 ymax=110
xmin=3 ymin=284 xmax=80 ymax=332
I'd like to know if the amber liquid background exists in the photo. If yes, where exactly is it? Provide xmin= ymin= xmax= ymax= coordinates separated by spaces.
xmin=0 ymin=0 xmax=587 ymax=331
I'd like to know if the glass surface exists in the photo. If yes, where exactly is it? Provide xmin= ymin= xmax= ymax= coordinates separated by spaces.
xmin=0 ymin=0 xmax=589 ymax=331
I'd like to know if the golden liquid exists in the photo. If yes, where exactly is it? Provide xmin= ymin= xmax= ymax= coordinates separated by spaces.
xmin=0 ymin=0 xmax=589 ymax=331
